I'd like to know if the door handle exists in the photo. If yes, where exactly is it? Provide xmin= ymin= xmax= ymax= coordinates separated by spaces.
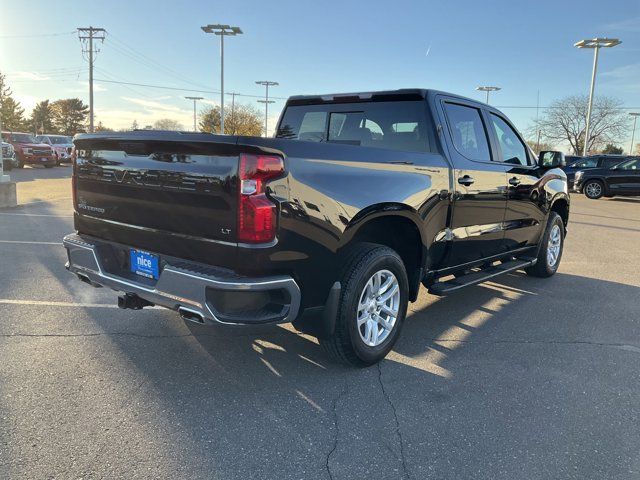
xmin=457 ymin=175 xmax=475 ymax=186
xmin=508 ymin=177 xmax=521 ymax=186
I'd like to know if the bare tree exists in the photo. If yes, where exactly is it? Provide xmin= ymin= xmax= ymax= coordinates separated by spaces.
xmin=152 ymin=118 xmax=183 ymax=131
xmin=526 ymin=139 xmax=555 ymax=155
xmin=531 ymin=95 xmax=628 ymax=155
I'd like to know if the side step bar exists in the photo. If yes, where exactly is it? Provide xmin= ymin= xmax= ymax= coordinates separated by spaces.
xmin=428 ymin=258 xmax=536 ymax=296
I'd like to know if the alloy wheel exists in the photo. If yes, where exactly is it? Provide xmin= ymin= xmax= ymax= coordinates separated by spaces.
xmin=357 ymin=269 xmax=400 ymax=347
xmin=547 ymin=224 xmax=562 ymax=267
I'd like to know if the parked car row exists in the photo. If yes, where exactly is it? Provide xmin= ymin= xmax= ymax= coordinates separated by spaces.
xmin=558 ymin=153 xmax=640 ymax=200
xmin=1 ymin=131 xmax=73 ymax=170
xmin=573 ymin=157 xmax=640 ymax=199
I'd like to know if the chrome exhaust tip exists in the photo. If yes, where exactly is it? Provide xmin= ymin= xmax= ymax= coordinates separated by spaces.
xmin=178 ymin=307 xmax=205 ymax=324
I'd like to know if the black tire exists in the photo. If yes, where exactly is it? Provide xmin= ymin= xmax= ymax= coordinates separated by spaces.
xmin=525 ymin=212 xmax=564 ymax=278
xmin=319 ymin=243 xmax=409 ymax=367
xmin=44 ymin=164 xmax=54 ymax=169
xmin=584 ymin=179 xmax=604 ymax=199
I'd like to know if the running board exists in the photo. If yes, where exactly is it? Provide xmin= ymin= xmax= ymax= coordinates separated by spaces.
xmin=428 ymin=258 xmax=536 ymax=296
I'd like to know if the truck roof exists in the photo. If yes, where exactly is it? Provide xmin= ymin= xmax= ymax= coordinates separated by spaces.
xmin=286 ymin=88 xmax=481 ymax=106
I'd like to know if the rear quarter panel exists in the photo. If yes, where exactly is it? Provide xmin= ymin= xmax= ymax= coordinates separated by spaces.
xmin=237 ymin=137 xmax=451 ymax=307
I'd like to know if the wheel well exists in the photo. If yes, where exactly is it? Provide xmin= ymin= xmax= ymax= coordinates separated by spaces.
xmin=550 ymin=198 xmax=569 ymax=228
xmin=345 ymin=216 xmax=422 ymax=301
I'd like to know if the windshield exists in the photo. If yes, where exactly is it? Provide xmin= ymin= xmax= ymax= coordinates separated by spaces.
xmin=50 ymin=136 xmax=72 ymax=144
xmin=8 ymin=133 xmax=37 ymax=143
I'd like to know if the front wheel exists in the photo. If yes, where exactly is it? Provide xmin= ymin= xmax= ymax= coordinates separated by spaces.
xmin=525 ymin=212 xmax=564 ymax=278
xmin=584 ymin=180 xmax=604 ymax=199
xmin=319 ymin=244 xmax=409 ymax=367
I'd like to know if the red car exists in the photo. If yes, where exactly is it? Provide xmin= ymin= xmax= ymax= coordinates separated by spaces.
xmin=1 ymin=132 xmax=56 ymax=168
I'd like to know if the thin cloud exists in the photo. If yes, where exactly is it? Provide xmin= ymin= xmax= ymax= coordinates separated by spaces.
xmin=9 ymin=71 xmax=50 ymax=81
xmin=601 ymin=63 xmax=640 ymax=93
xmin=122 ymin=96 xmax=187 ymax=113
xmin=602 ymin=16 xmax=640 ymax=32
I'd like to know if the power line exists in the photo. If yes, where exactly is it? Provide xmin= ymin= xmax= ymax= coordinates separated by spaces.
xmin=496 ymin=105 xmax=640 ymax=110
xmin=0 ymin=30 xmax=76 ymax=38
xmin=93 ymin=78 xmax=288 ymax=100
xmin=104 ymin=35 xmax=213 ymax=91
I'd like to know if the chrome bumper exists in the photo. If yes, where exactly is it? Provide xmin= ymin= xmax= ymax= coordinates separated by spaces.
xmin=63 ymin=233 xmax=301 ymax=325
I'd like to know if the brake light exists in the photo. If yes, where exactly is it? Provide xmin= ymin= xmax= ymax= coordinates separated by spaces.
xmin=238 ymin=154 xmax=284 ymax=243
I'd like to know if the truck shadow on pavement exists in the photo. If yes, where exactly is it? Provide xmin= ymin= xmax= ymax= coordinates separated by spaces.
xmin=4 ymin=197 xmax=640 ymax=478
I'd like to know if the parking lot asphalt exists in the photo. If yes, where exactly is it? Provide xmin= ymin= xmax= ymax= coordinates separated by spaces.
xmin=1 ymin=166 xmax=639 ymax=479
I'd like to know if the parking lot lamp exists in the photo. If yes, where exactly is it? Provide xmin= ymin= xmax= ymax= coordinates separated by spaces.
xmin=476 ymin=86 xmax=501 ymax=104
xmin=574 ymin=38 xmax=621 ymax=156
xmin=201 ymin=24 xmax=243 ymax=135
xmin=629 ymin=113 xmax=640 ymax=155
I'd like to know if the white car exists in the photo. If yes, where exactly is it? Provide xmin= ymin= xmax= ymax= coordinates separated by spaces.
xmin=2 ymin=141 xmax=17 ymax=171
xmin=37 ymin=135 xmax=73 ymax=164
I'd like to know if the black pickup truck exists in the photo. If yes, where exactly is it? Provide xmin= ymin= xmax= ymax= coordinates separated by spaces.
xmin=64 ymin=89 xmax=569 ymax=366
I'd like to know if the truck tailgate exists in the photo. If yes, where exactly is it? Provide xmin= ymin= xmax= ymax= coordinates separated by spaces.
xmin=74 ymin=134 xmax=240 ymax=245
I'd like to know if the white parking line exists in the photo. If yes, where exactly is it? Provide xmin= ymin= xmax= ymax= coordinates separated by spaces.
xmin=0 ymin=212 xmax=73 ymax=218
xmin=0 ymin=299 xmax=118 ymax=308
xmin=0 ymin=240 xmax=62 ymax=245
xmin=20 ymin=197 xmax=72 ymax=205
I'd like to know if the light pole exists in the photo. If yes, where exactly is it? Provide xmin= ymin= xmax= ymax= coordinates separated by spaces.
xmin=256 ymin=81 xmax=278 ymax=137
xmin=476 ymin=86 xmax=501 ymax=104
xmin=185 ymin=96 xmax=203 ymax=132
xmin=574 ymin=37 xmax=621 ymax=156
xmin=629 ymin=113 xmax=640 ymax=155
xmin=201 ymin=24 xmax=243 ymax=134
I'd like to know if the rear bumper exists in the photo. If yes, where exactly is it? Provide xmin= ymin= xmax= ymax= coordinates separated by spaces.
xmin=63 ymin=233 xmax=301 ymax=325
xmin=17 ymin=152 xmax=56 ymax=166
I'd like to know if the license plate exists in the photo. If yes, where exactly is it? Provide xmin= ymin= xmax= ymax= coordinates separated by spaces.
xmin=41 ymin=157 xmax=48 ymax=162
xmin=130 ymin=249 xmax=159 ymax=279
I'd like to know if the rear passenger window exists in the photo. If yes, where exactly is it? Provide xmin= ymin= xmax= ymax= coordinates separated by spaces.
xmin=576 ymin=158 xmax=598 ymax=168
xmin=297 ymin=112 xmax=327 ymax=142
xmin=444 ymin=103 xmax=491 ymax=161
xmin=276 ymin=101 xmax=430 ymax=153
xmin=489 ymin=114 xmax=528 ymax=166
xmin=603 ymin=158 xmax=622 ymax=168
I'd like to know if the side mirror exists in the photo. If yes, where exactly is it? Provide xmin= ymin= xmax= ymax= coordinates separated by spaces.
xmin=539 ymin=150 xmax=565 ymax=168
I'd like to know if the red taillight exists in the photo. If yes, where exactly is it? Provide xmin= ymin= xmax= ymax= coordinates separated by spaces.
xmin=238 ymin=154 xmax=284 ymax=243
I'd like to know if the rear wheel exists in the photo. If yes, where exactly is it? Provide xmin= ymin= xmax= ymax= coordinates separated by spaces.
xmin=525 ymin=212 xmax=564 ymax=278
xmin=584 ymin=180 xmax=604 ymax=199
xmin=319 ymin=243 xmax=409 ymax=367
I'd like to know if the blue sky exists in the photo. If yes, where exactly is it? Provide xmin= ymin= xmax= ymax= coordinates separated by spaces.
xmin=1 ymin=0 xmax=639 ymax=143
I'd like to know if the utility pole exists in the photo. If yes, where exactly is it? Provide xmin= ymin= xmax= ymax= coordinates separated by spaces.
xmin=256 ymin=81 xmax=278 ymax=137
xmin=185 ymin=96 xmax=203 ymax=132
xmin=78 ymin=26 xmax=105 ymax=133
xmin=229 ymin=92 xmax=240 ymax=135
xmin=629 ymin=113 xmax=640 ymax=155
xmin=201 ymin=24 xmax=243 ymax=134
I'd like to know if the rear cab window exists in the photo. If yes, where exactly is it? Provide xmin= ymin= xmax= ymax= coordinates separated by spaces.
xmin=442 ymin=102 xmax=491 ymax=161
xmin=276 ymin=100 xmax=431 ymax=153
